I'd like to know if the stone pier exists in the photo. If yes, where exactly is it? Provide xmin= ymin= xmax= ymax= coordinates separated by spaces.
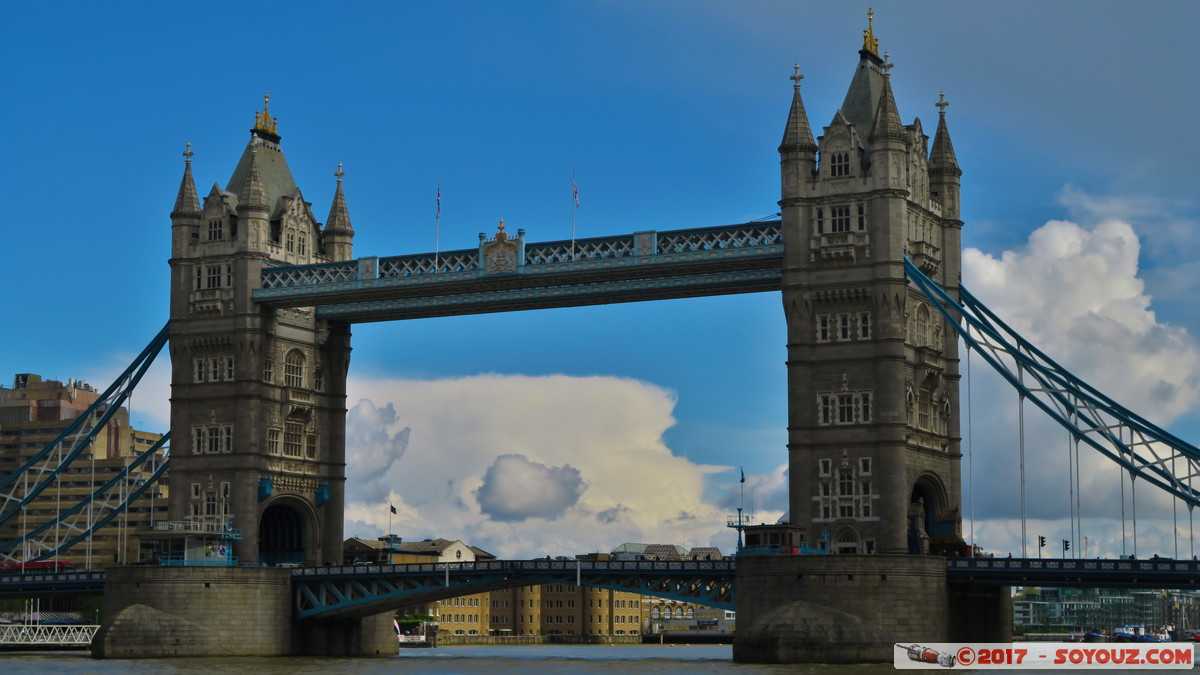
xmin=733 ymin=555 xmax=1010 ymax=663
xmin=92 ymin=566 xmax=395 ymax=658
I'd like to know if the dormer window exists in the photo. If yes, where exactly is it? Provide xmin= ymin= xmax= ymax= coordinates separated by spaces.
xmin=830 ymin=152 xmax=851 ymax=177
xmin=207 ymin=220 xmax=224 ymax=241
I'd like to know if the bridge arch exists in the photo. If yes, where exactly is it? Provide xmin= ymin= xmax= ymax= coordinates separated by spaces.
xmin=258 ymin=496 xmax=314 ymax=566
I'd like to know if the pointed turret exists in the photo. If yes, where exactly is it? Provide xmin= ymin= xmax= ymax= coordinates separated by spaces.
xmin=238 ymin=147 xmax=270 ymax=215
xmin=838 ymin=9 xmax=886 ymax=137
xmin=323 ymin=163 xmax=354 ymax=261
xmin=226 ymin=92 xmax=298 ymax=219
xmin=170 ymin=143 xmax=202 ymax=260
xmin=780 ymin=65 xmax=817 ymax=200
xmin=929 ymin=91 xmax=962 ymax=225
xmin=171 ymin=142 xmax=201 ymax=220
xmin=928 ymin=91 xmax=960 ymax=176
xmin=780 ymin=65 xmax=817 ymax=153
xmin=868 ymin=59 xmax=906 ymax=144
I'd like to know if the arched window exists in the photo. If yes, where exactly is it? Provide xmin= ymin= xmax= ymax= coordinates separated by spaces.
xmin=915 ymin=304 xmax=930 ymax=347
xmin=284 ymin=349 xmax=305 ymax=388
xmin=685 ymin=608 xmax=695 ymax=619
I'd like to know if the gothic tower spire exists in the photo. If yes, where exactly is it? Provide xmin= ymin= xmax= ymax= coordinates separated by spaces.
xmin=172 ymin=142 xmax=201 ymax=220
xmin=323 ymin=163 xmax=355 ymax=261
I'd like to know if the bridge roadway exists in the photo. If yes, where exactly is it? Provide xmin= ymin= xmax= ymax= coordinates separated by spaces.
xmin=6 ymin=557 xmax=1200 ymax=617
xmin=250 ymin=222 xmax=785 ymax=321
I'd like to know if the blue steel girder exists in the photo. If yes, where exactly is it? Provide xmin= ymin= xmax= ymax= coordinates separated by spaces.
xmin=904 ymin=256 xmax=1200 ymax=508
xmin=0 ymin=324 xmax=169 ymax=531
xmin=251 ymin=222 xmax=783 ymax=322
xmin=0 ymin=433 xmax=170 ymax=562
xmin=292 ymin=560 xmax=735 ymax=620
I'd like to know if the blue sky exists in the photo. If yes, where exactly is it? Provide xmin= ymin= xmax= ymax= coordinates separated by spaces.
xmin=2 ymin=1 xmax=1198 ymax=559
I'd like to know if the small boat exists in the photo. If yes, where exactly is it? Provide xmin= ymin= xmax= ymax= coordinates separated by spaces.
xmin=1083 ymin=632 xmax=1107 ymax=643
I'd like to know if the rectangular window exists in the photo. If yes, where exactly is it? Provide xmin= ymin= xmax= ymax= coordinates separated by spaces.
xmin=284 ymin=422 xmax=303 ymax=457
xmin=814 ymin=208 xmax=824 ymax=234
xmin=857 ymin=203 xmax=866 ymax=230
xmin=838 ymin=468 xmax=854 ymax=496
xmin=859 ymin=458 xmax=872 ymax=475
xmin=817 ymin=315 xmax=830 ymax=342
xmin=819 ymin=459 xmax=831 ymax=476
xmin=837 ymin=394 xmax=854 ymax=424
xmin=818 ymin=394 xmax=833 ymax=426
xmin=224 ymin=356 xmax=235 ymax=381
xmin=208 ymin=220 xmax=223 ymax=241
xmin=839 ymin=501 xmax=854 ymax=518
xmin=267 ymin=428 xmax=281 ymax=455
xmin=918 ymin=393 xmax=931 ymax=430
xmin=206 ymin=265 xmax=221 ymax=289
xmin=263 ymin=360 xmax=274 ymax=384
xmin=193 ymin=268 xmax=203 ymax=291
xmin=858 ymin=311 xmax=872 ymax=339
xmin=305 ymin=435 xmax=317 ymax=459
xmin=314 ymin=368 xmax=324 ymax=391
xmin=191 ymin=482 xmax=201 ymax=499
xmin=207 ymin=426 xmax=221 ymax=454
xmin=193 ymin=358 xmax=205 ymax=383
xmin=831 ymin=205 xmax=851 ymax=232
xmin=225 ymin=264 xmax=233 ymax=287
xmin=208 ymin=357 xmax=220 ymax=382
xmin=192 ymin=427 xmax=204 ymax=454
xmin=838 ymin=314 xmax=851 ymax=341
xmin=831 ymin=152 xmax=850 ymax=177
xmin=858 ymin=392 xmax=872 ymax=423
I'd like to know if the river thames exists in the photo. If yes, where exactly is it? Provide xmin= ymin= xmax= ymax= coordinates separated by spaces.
xmin=0 ymin=644 xmax=899 ymax=674
xmin=0 ymin=644 xmax=1130 ymax=674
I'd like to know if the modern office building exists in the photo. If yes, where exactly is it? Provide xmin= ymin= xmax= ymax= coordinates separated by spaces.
xmin=0 ymin=373 xmax=168 ymax=570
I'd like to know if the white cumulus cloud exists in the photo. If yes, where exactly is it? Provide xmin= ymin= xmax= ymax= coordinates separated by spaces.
xmin=960 ymin=197 xmax=1200 ymax=558
xmin=341 ymin=373 xmax=734 ymax=558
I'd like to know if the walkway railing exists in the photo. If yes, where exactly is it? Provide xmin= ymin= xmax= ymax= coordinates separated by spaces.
xmin=0 ymin=623 xmax=98 ymax=646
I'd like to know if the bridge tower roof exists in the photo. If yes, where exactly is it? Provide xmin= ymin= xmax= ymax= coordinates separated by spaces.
xmin=225 ymin=92 xmax=298 ymax=218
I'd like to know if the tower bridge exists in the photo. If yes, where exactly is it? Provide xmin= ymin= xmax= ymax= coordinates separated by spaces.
xmin=2 ymin=14 xmax=1198 ymax=664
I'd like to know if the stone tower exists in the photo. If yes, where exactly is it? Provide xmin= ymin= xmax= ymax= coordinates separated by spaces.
xmin=779 ymin=16 xmax=963 ymax=555
xmin=167 ymin=95 xmax=355 ymax=566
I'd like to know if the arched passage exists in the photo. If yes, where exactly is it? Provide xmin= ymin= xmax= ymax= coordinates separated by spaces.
xmin=260 ymin=501 xmax=307 ymax=565
xmin=909 ymin=473 xmax=952 ymax=554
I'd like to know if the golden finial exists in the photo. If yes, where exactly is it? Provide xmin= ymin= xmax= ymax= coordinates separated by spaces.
xmin=862 ymin=7 xmax=880 ymax=56
xmin=495 ymin=219 xmax=508 ymax=241
xmin=254 ymin=91 xmax=278 ymax=135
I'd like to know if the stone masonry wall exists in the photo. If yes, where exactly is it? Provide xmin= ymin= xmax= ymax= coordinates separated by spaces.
xmin=734 ymin=554 xmax=948 ymax=663
xmin=92 ymin=566 xmax=292 ymax=658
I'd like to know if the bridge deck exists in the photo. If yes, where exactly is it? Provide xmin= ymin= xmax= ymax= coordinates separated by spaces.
xmin=252 ymin=223 xmax=783 ymax=321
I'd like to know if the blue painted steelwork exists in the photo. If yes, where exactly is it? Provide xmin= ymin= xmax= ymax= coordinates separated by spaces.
xmin=292 ymin=559 xmax=734 ymax=620
xmin=251 ymin=222 xmax=784 ymax=321
xmin=0 ymin=324 xmax=170 ymax=528
xmin=0 ymin=571 xmax=105 ymax=598
xmin=905 ymin=257 xmax=1200 ymax=507
xmin=947 ymin=556 xmax=1200 ymax=589
xmin=0 ymin=434 xmax=170 ymax=562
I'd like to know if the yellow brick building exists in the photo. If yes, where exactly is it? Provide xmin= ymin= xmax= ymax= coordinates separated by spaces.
xmin=0 ymin=374 xmax=168 ymax=570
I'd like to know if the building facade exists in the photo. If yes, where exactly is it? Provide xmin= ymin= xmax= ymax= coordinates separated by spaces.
xmin=779 ymin=15 xmax=963 ymax=554
xmin=0 ymin=374 xmax=167 ymax=569
xmin=167 ymin=96 xmax=354 ymax=566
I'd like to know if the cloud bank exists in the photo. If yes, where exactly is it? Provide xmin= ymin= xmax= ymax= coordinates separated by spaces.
xmin=960 ymin=196 xmax=1200 ymax=558
xmin=342 ymin=374 xmax=732 ymax=559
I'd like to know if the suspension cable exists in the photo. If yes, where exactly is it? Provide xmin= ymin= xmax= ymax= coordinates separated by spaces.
xmin=1019 ymin=362 xmax=1028 ymax=558
xmin=967 ymin=339 xmax=975 ymax=553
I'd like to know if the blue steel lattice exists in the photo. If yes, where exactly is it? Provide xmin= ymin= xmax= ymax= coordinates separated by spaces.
xmin=0 ymin=324 xmax=169 ymax=539
xmin=904 ymin=256 xmax=1200 ymax=508
xmin=292 ymin=559 xmax=734 ymax=620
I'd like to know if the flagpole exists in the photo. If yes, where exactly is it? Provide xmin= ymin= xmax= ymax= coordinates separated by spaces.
xmin=570 ymin=166 xmax=577 ymax=261
xmin=434 ymin=181 xmax=441 ymax=274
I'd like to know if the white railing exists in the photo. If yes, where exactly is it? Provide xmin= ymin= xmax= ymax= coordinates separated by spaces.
xmin=0 ymin=624 xmax=99 ymax=646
